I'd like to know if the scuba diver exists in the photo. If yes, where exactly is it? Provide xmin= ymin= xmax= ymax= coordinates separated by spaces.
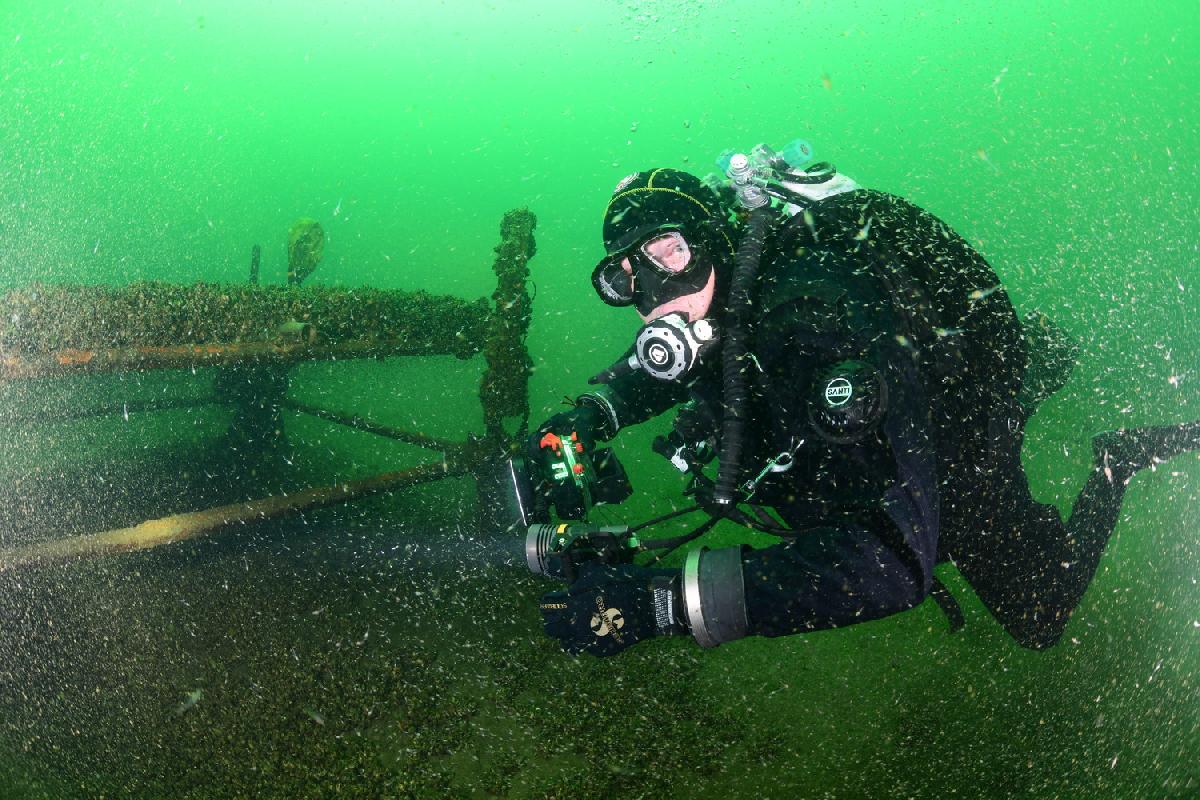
xmin=521 ymin=145 xmax=1200 ymax=657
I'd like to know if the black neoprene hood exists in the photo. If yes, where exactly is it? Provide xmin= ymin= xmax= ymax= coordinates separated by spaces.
xmin=601 ymin=169 xmax=734 ymax=258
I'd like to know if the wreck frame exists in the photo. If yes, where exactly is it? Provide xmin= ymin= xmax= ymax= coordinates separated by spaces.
xmin=0 ymin=209 xmax=537 ymax=569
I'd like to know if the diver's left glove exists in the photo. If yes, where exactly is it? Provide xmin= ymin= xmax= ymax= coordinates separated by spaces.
xmin=539 ymin=563 xmax=686 ymax=657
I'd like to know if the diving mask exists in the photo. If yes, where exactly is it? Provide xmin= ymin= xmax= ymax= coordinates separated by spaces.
xmin=591 ymin=230 xmax=716 ymax=320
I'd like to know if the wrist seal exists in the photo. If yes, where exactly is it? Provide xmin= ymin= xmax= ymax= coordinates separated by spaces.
xmin=577 ymin=387 xmax=621 ymax=440
xmin=682 ymin=546 xmax=749 ymax=647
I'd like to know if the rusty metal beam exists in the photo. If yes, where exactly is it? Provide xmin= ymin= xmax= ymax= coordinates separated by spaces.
xmin=0 ymin=455 xmax=478 ymax=571
xmin=0 ymin=338 xmax=474 ymax=381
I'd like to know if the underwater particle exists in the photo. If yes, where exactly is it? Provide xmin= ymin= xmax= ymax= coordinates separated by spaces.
xmin=990 ymin=65 xmax=1008 ymax=101
xmin=175 ymin=688 xmax=203 ymax=716
xmin=968 ymin=285 xmax=1000 ymax=302
xmin=976 ymin=148 xmax=1001 ymax=173
xmin=854 ymin=216 xmax=873 ymax=241
xmin=820 ymin=72 xmax=833 ymax=91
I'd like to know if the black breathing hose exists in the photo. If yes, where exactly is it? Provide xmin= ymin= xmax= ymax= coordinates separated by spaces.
xmin=628 ymin=504 xmax=702 ymax=534
xmin=713 ymin=205 xmax=774 ymax=506
xmin=642 ymin=515 xmax=722 ymax=563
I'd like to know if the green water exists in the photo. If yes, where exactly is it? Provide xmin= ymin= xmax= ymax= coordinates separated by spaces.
xmin=1 ymin=1 xmax=1197 ymax=797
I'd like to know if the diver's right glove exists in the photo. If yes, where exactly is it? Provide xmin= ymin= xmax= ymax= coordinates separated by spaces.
xmin=539 ymin=547 xmax=753 ymax=654
xmin=539 ymin=563 xmax=686 ymax=657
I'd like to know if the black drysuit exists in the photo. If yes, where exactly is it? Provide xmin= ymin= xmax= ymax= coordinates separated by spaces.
xmin=588 ymin=188 xmax=1146 ymax=649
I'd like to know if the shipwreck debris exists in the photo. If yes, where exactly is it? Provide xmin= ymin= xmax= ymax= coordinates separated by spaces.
xmin=287 ymin=218 xmax=324 ymax=286
xmin=0 ymin=209 xmax=537 ymax=565
xmin=479 ymin=207 xmax=536 ymax=446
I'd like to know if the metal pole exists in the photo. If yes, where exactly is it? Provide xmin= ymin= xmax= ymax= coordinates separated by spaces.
xmin=0 ymin=456 xmax=477 ymax=571
xmin=281 ymin=398 xmax=462 ymax=453
xmin=0 ymin=395 xmax=219 ymax=426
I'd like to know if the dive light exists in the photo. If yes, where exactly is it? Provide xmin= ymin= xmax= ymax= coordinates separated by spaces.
xmin=525 ymin=522 xmax=641 ymax=583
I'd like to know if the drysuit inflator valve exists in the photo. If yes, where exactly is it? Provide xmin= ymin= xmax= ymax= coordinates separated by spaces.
xmin=588 ymin=313 xmax=718 ymax=385
xmin=632 ymin=313 xmax=717 ymax=382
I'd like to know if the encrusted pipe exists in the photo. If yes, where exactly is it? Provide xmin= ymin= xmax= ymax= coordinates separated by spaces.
xmin=478 ymin=208 xmax=536 ymax=446
xmin=0 ymin=282 xmax=490 ymax=378
xmin=249 ymin=244 xmax=261 ymax=285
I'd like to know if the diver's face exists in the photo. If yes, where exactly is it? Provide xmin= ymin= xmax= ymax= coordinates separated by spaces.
xmin=622 ymin=233 xmax=716 ymax=323
xmin=642 ymin=231 xmax=692 ymax=271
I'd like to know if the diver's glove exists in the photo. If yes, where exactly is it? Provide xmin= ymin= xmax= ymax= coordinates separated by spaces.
xmin=539 ymin=563 xmax=686 ymax=657
xmin=527 ymin=403 xmax=604 ymax=463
